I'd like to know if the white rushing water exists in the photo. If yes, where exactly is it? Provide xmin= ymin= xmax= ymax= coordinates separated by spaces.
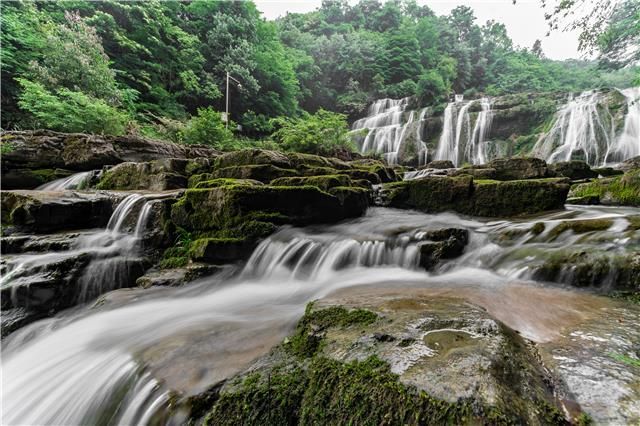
xmin=434 ymin=97 xmax=493 ymax=166
xmin=533 ymin=87 xmax=640 ymax=166
xmin=352 ymin=98 xmax=429 ymax=165
xmin=36 ymin=171 xmax=93 ymax=191
xmin=1 ymin=193 xmax=158 ymax=305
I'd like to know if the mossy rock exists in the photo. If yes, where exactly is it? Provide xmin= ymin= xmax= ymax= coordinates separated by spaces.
xmin=472 ymin=178 xmax=569 ymax=217
xmin=210 ymin=164 xmax=297 ymax=183
xmin=488 ymin=157 xmax=551 ymax=181
xmin=384 ymin=176 xmax=569 ymax=217
xmin=96 ymin=159 xmax=188 ymax=190
xmin=547 ymin=218 xmax=613 ymax=240
xmin=191 ymin=299 xmax=567 ymax=425
xmin=569 ymin=169 xmax=640 ymax=207
xmin=214 ymin=149 xmax=291 ymax=169
xmin=270 ymin=174 xmax=353 ymax=191
xmin=190 ymin=176 xmax=262 ymax=189
xmin=549 ymin=161 xmax=597 ymax=180
xmin=286 ymin=152 xmax=350 ymax=170
xmin=188 ymin=237 xmax=257 ymax=263
xmin=170 ymin=184 xmax=369 ymax=233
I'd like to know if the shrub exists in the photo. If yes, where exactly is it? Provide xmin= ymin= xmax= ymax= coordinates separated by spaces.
xmin=17 ymin=78 xmax=129 ymax=134
xmin=179 ymin=107 xmax=235 ymax=148
xmin=270 ymin=109 xmax=355 ymax=155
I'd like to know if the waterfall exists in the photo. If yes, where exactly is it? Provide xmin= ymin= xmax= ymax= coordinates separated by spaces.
xmin=605 ymin=87 xmax=640 ymax=163
xmin=417 ymin=108 xmax=429 ymax=167
xmin=243 ymin=236 xmax=421 ymax=280
xmin=36 ymin=171 xmax=92 ymax=191
xmin=1 ymin=193 xmax=157 ymax=305
xmin=352 ymin=97 xmax=428 ymax=165
xmin=435 ymin=97 xmax=493 ymax=166
xmin=532 ymin=87 xmax=640 ymax=166
xmin=533 ymin=91 xmax=614 ymax=166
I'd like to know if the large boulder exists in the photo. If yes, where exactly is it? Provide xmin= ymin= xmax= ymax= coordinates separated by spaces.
xmin=568 ymin=169 xmax=640 ymax=207
xmin=549 ymin=160 xmax=597 ymax=180
xmin=171 ymin=184 xmax=369 ymax=233
xmin=488 ymin=157 xmax=551 ymax=180
xmin=214 ymin=149 xmax=292 ymax=169
xmin=383 ymin=176 xmax=569 ymax=217
xmin=96 ymin=159 xmax=189 ymax=190
xmin=617 ymin=156 xmax=640 ymax=172
xmin=1 ymin=130 xmax=219 ymax=180
xmin=189 ymin=297 xmax=566 ymax=425
xmin=1 ymin=190 xmax=124 ymax=233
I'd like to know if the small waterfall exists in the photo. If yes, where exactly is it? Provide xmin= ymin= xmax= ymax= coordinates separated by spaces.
xmin=435 ymin=97 xmax=493 ymax=166
xmin=1 ymin=194 xmax=156 ymax=306
xmin=76 ymin=194 xmax=153 ymax=302
xmin=243 ymin=235 xmax=421 ymax=280
xmin=352 ymin=97 xmax=427 ymax=165
xmin=36 ymin=171 xmax=92 ymax=191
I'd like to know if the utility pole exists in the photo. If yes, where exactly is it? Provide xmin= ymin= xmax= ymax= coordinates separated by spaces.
xmin=225 ymin=71 xmax=242 ymax=129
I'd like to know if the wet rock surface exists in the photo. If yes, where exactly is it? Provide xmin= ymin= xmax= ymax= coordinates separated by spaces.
xmin=1 ymin=190 xmax=125 ymax=233
xmin=1 ymin=130 xmax=219 ymax=174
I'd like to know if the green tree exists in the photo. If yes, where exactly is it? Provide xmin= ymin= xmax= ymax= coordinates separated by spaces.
xmin=270 ymin=109 xmax=354 ymax=155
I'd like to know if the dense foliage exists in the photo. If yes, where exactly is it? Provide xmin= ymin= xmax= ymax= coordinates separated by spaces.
xmin=1 ymin=0 xmax=637 ymax=143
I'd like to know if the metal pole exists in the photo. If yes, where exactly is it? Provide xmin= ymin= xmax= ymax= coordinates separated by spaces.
xmin=225 ymin=71 xmax=230 ymax=129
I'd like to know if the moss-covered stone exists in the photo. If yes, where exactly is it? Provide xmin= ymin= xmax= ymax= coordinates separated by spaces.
xmin=192 ymin=298 xmax=567 ymax=425
xmin=96 ymin=159 xmax=188 ymax=190
xmin=569 ymin=169 xmax=640 ymax=206
xmin=171 ymin=184 xmax=369 ymax=233
xmin=270 ymin=174 xmax=353 ymax=191
xmin=188 ymin=237 xmax=257 ymax=263
xmin=548 ymin=219 xmax=613 ymax=240
xmin=190 ymin=176 xmax=262 ymax=189
xmin=488 ymin=157 xmax=551 ymax=181
xmin=383 ymin=176 xmax=569 ymax=217
xmin=209 ymin=164 xmax=297 ymax=182
xmin=549 ymin=161 xmax=597 ymax=180
xmin=1 ymin=168 xmax=74 ymax=190
xmin=214 ymin=149 xmax=291 ymax=169
xmin=1 ymin=190 xmax=118 ymax=232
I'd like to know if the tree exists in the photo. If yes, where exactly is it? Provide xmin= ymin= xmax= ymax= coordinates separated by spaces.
xmin=532 ymin=39 xmax=545 ymax=58
xmin=270 ymin=110 xmax=354 ymax=155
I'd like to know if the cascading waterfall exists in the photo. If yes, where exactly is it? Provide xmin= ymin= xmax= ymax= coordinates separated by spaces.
xmin=1 ymin=193 xmax=156 ymax=305
xmin=36 ymin=171 xmax=93 ymax=191
xmin=533 ymin=87 xmax=640 ymax=166
xmin=243 ymin=236 xmax=420 ymax=280
xmin=435 ymin=97 xmax=493 ymax=166
xmin=352 ymin=98 xmax=428 ymax=165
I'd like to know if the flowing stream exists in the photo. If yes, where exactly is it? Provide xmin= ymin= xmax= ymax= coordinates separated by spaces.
xmin=2 ymin=204 xmax=639 ymax=424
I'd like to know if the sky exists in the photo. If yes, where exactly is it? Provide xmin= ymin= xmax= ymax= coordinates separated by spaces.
xmin=253 ymin=0 xmax=584 ymax=60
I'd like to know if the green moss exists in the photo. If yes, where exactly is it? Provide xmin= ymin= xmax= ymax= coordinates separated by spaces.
xmin=159 ymin=246 xmax=189 ymax=269
xmin=270 ymin=174 xmax=353 ymax=191
xmin=627 ymin=215 xmax=640 ymax=231
xmin=548 ymin=218 xmax=613 ymax=240
xmin=569 ymin=170 xmax=640 ymax=207
xmin=211 ymin=164 xmax=297 ymax=182
xmin=576 ymin=412 xmax=593 ymax=426
xmin=192 ymin=177 xmax=259 ymax=189
xmin=531 ymin=222 xmax=545 ymax=235
xmin=287 ymin=304 xmax=378 ymax=358
xmin=202 ymin=355 xmax=478 ymax=426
